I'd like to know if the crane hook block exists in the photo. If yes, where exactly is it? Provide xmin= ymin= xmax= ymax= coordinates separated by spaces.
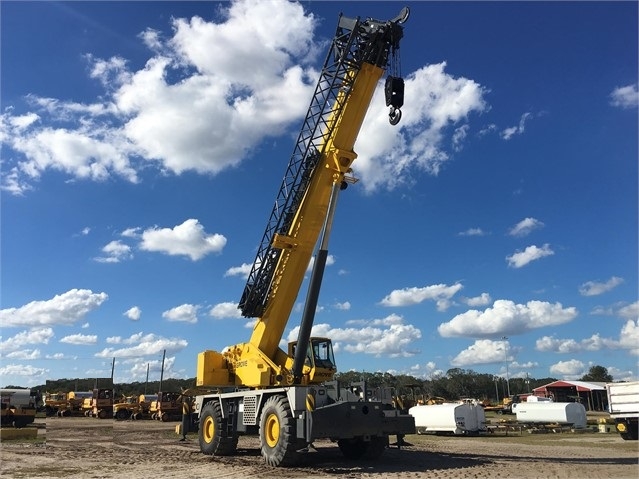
xmin=385 ymin=76 xmax=404 ymax=108
xmin=385 ymin=76 xmax=404 ymax=125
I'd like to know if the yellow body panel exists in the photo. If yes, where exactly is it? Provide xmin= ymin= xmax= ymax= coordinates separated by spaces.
xmin=196 ymin=350 xmax=230 ymax=387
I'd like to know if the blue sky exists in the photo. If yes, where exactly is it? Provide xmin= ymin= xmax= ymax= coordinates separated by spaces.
xmin=1 ymin=1 xmax=637 ymax=388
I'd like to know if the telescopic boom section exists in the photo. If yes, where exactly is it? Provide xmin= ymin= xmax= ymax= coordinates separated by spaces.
xmin=199 ymin=8 xmax=407 ymax=388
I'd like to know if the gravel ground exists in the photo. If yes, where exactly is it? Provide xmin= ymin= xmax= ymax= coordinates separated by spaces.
xmin=1 ymin=416 xmax=637 ymax=478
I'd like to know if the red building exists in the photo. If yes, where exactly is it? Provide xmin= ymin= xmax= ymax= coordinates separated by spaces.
xmin=532 ymin=380 xmax=607 ymax=411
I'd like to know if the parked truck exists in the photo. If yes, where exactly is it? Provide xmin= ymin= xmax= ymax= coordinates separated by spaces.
xmin=193 ymin=6 xmax=414 ymax=467
xmin=606 ymin=381 xmax=639 ymax=440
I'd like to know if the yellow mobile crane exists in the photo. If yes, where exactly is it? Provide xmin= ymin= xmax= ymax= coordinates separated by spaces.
xmin=195 ymin=7 xmax=414 ymax=466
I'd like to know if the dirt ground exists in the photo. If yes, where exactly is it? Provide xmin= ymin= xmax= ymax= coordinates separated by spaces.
xmin=1 ymin=416 xmax=637 ymax=479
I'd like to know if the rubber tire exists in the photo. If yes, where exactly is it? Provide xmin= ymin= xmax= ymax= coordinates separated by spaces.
xmin=199 ymin=401 xmax=237 ymax=456
xmin=338 ymin=435 xmax=387 ymax=460
xmin=14 ymin=417 xmax=29 ymax=428
xmin=116 ymin=409 xmax=129 ymax=420
xmin=259 ymin=395 xmax=300 ymax=467
xmin=363 ymin=435 xmax=388 ymax=459
xmin=98 ymin=409 xmax=108 ymax=419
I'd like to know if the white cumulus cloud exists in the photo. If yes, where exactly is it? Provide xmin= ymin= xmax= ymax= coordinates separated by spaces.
xmin=162 ymin=304 xmax=199 ymax=324
xmin=140 ymin=219 xmax=226 ymax=261
xmin=438 ymin=299 xmax=577 ymax=338
xmin=535 ymin=334 xmax=614 ymax=353
xmin=451 ymin=339 xmax=511 ymax=366
xmin=95 ymin=332 xmax=188 ymax=358
xmin=209 ymin=302 xmax=243 ymax=319
xmin=0 ymin=327 xmax=54 ymax=353
xmin=579 ymin=276 xmax=624 ymax=296
xmin=506 ymin=244 xmax=554 ymax=268
xmin=380 ymin=283 xmax=463 ymax=311
xmin=508 ymin=217 xmax=544 ymax=237
xmin=60 ymin=333 xmax=98 ymax=345
xmin=287 ymin=315 xmax=421 ymax=358
xmin=0 ymin=289 xmax=108 ymax=328
xmin=462 ymin=293 xmax=492 ymax=307
xmin=94 ymin=240 xmax=133 ymax=263
xmin=610 ymin=83 xmax=638 ymax=109
xmin=124 ymin=306 xmax=142 ymax=321
xmin=0 ymin=363 xmax=49 ymax=378
xmin=549 ymin=359 xmax=585 ymax=379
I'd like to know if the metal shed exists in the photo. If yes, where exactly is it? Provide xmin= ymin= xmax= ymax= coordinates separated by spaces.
xmin=532 ymin=380 xmax=607 ymax=411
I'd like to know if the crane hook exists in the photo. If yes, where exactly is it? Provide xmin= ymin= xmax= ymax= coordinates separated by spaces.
xmin=389 ymin=106 xmax=402 ymax=125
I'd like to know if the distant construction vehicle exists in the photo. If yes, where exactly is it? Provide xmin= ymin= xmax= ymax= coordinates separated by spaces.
xmin=113 ymin=394 xmax=159 ymax=420
xmin=90 ymin=388 xmax=114 ymax=419
xmin=1 ymin=389 xmax=38 ymax=428
xmin=44 ymin=391 xmax=92 ymax=417
xmin=483 ymin=395 xmax=519 ymax=415
xmin=192 ymin=6 xmax=414 ymax=466
xmin=113 ymin=395 xmax=137 ymax=420
xmin=155 ymin=391 xmax=182 ymax=422
xmin=44 ymin=392 xmax=67 ymax=416
xmin=133 ymin=394 xmax=157 ymax=420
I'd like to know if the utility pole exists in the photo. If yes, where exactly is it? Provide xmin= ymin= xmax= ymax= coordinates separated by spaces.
xmin=159 ymin=349 xmax=166 ymax=392
xmin=502 ymin=336 xmax=511 ymax=397
xmin=145 ymin=363 xmax=149 ymax=395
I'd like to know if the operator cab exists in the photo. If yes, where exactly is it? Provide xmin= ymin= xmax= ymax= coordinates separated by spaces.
xmin=289 ymin=337 xmax=336 ymax=384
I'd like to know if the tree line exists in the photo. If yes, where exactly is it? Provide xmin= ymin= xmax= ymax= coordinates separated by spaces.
xmin=13 ymin=365 xmax=614 ymax=403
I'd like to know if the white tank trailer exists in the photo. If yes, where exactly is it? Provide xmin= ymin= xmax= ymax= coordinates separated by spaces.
xmin=1 ymin=389 xmax=33 ymax=407
xmin=512 ymin=402 xmax=587 ymax=428
xmin=409 ymin=403 xmax=486 ymax=435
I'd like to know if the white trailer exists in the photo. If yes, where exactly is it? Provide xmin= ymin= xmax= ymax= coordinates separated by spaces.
xmin=409 ymin=403 xmax=486 ymax=436
xmin=512 ymin=402 xmax=587 ymax=428
xmin=525 ymin=395 xmax=553 ymax=402
xmin=606 ymin=381 xmax=639 ymax=440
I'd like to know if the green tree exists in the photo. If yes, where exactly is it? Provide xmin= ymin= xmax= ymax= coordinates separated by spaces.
xmin=580 ymin=365 xmax=613 ymax=382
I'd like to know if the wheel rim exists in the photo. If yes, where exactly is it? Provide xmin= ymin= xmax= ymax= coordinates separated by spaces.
xmin=203 ymin=416 xmax=215 ymax=443
xmin=265 ymin=413 xmax=280 ymax=448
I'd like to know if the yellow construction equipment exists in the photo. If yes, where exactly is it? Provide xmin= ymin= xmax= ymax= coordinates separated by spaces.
xmin=155 ymin=391 xmax=182 ymax=422
xmin=1 ymin=389 xmax=37 ymax=428
xmin=90 ymin=388 xmax=114 ymax=419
